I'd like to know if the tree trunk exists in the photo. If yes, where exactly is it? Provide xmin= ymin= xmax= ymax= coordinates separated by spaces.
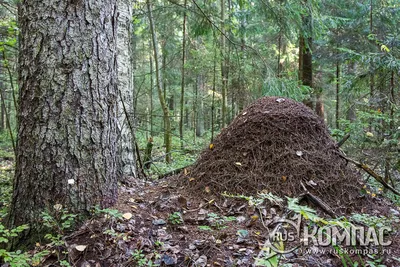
xmin=220 ymin=0 xmax=227 ymax=127
xmin=117 ymin=0 xmax=137 ymax=178
xmin=9 ymin=0 xmax=118 ymax=232
xmin=149 ymin=47 xmax=154 ymax=137
xmin=315 ymin=91 xmax=324 ymax=119
xmin=300 ymin=1 xmax=313 ymax=109
xmin=147 ymin=0 xmax=172 ymax=163
xmin=211 ymin=35 xmax=217 ymax=142
xmin=196 ymin=75 xmax=205 ymax=137
xmin=335 ymin=60 xmax=340 ymax=129
xmin=0 ymin=54 xmax=4 ymax=132
xmin=179 ymin=0 xmax=187 ymax=149
xmin=298 ymin=35 xmax=304 ymax=82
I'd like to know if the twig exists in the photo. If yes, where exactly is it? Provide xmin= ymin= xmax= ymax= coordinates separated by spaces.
xmin=337 ymin=133 xmax=350 ymax=147
xmin=340 ymin=154 xmax=400 ymax=196
xmin=300 ymin=182 xmax=337 ymax=218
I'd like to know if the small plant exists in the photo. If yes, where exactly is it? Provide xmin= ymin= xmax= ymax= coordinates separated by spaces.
xmin=92 ymin=206 xmax=123 ymax=219
xmin=41 ymin=207 xmax=78 ymax=235
xmin=0 ymin=223 xmax=49 ymax=267
xmin=222 ymin=192 xmax=283 ymax=207
xmin=198 ymin=225 xmax=212 ymax=231
xmin=168 ymin=212 xmax=183 ymax=225
xmin=366 ymin=254 xmax=387 ymax=267
xmin=131 ymin=249 xmax=159 ymax=267
xmin=154 ymin=240 xmax=164 ymax=247
xmin=351 ymin=213 xmax=394 ymax=229
xmin=59 ymin=260 xmax=72 ymax=267
xmin=207 ymin=213 xmax=227 ymax=229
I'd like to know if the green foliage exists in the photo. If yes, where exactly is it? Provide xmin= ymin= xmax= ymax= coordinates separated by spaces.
xmin=351 ymin=213 xmax=396 ymax=229
xmin=222 ymin=192 xmax=284 ymax=207
xmin=198 ymin=225 xmax=212 ymax=231
xmin=41 ymin=209 xmax=77 ymax=235
xmin=92 ymin=206 xmax=123 ymax=220
xmin=199 ymin=212 xmax=236 ymax=231
xmin=168 ymin=212 xmax=183 ymax=225
xmin=131 ymin=249 xmax=160 ymax=267
xmin=0 ymin=224 xmax=29 ymax=244
xmin=0 ymin=223 xmax=49 ymax=267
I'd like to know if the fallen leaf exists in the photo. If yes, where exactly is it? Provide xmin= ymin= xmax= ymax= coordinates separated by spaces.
xmin=205 ymin=186 xmax=211 ymax=193
xmin=184 ymin=168 xmax=189 ymax=175
xmin=75 ymin=245 xmax=87 ymax=252
xmin=209 ymin=143 xmax=214 ymax=150
xmin=53 ymin=204 xmax=63 ymax=211
xmin=276 ymin=98 xmax=285 ymax=103
xmin=235 ymin=162 xmax=242 ymax=166
xmin=296 ymin=151 xmax=303 ymax=156
xmin=282 ymin=176 xmax=287 ymax=182
xmin=122 ymin=213 xmax=133 ymax=220
xmin=189 ymin=177 xmax=195 ymax=182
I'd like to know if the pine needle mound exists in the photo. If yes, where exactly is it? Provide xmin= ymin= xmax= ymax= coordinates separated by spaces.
xmin=188 ymin=96 xmax=368 ymax=212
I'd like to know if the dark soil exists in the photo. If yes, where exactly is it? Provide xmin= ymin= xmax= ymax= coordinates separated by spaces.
xmin=39 ymin=178 xmax=399 ymax=267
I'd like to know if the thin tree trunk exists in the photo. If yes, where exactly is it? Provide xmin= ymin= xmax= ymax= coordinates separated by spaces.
xmin=0 ymin=54 xmax=4 ymax=132
xmin=220 ymin=0 xmax=227 ymax=127
xmin=277 ymin=32 xmax=282 ymax=77
xmin=336 ymin=61 xmax=340 ymax=129
xmin=9 ymin=0 xmax=119 ymax=233
xmin=149 ymin=48 xmax=154 ymax=137
xmin=147 ymin=0 xmax=172 ymax=163
xmin=211 ymin=35 xmax=217 ymax=142
xmin=300 ymin=1 xmax=313 ymax=109
xmin=0 ymin=80 xmax=14 ymax=153
xmin=315 ymin=91 xmax=324 ymax=118
xmin=298 ymin=35 xmax=304 ymax=82
xmin=179 ymin=0 xmax=187 ymax=149
xmin=193 ymin=78 xmax=197 ymax=143
xmin=389 ymin=70 xmax=394 ymax=131
xmin=196 ymin=75 xmax=204 ymax=137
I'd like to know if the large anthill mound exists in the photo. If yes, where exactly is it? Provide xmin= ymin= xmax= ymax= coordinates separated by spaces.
xmin=188 ymin=97 xmax=368 ymax=212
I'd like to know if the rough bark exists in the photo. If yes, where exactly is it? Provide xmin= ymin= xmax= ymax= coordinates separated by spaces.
xmin=117 ymin=0 xmax=137 ymax=177
xmin=9 ymin=0 xmax=118 ymax=230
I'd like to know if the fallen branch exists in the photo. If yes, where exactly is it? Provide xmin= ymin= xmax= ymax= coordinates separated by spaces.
xmin=340 ymin=154 xmax=400 ymax=196
xmin=158 ymin=165 xmax=191 ymax=179
xmin=300 ymin=182 xmax=337 ymax=218
xmin=337 ymin=133 xmax=350 ymax=147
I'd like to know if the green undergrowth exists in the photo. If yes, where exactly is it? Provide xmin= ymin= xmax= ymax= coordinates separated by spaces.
xmin=136 ymin=130 xmax=213 ymax=179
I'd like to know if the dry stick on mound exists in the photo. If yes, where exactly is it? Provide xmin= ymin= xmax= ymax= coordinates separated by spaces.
xmin=340 ymin=154 xmax=400 ymax=196
xmin=299 ymin=182 xmax=337 ymax=218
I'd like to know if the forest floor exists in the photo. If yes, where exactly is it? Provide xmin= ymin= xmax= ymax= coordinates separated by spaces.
xmin=2 ymin=97 xmax=400 ymax=266
xmin=41 ymin=175 xmax=399 ymax=267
